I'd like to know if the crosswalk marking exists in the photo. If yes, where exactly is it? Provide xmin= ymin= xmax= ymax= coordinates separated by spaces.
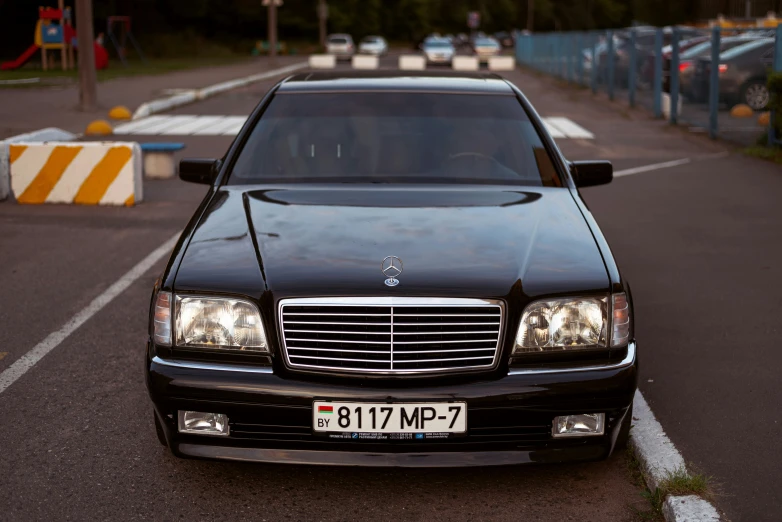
xmin=544 ymin=117 xmax=594 ymax=139
xmin=114 ymin=115 xmax=594 ymax=139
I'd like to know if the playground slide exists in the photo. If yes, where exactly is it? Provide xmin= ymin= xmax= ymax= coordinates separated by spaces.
xmin=1 ymin=44 xmax=40 ymax=70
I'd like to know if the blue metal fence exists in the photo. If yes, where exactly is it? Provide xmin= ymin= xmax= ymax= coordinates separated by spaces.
xmin=515 ymin=26 xmax=782 ymax=146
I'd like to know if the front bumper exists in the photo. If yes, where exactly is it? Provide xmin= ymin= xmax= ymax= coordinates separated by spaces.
xmin=147 ymin=343 xmax=637 ymax=467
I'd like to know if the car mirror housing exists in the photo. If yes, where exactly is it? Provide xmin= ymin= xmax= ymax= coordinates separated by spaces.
xmin=179 ymin=158 xmax=220 ymax=185
xmin=571 ymin=160 xmax=613 ymax=187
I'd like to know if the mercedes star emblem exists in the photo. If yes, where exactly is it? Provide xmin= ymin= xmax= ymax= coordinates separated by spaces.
xmin=381 ymin=256 xmax=403 ymax=287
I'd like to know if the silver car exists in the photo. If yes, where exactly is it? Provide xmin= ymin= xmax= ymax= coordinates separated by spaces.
xmin=326 ymin=34 xmax=355 ymax=61
xmin=421 ymin=37 xmax=455 ymax=65
xmin=359 ymin=36 xmax=388 ymax=56
xmin=472 ymin=37 xmax=501 ymax=63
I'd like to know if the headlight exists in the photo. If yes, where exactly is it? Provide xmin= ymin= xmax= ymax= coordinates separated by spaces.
xmin=514 ymin=294 xmax=631 ymax=354
xmin=174 ymin=295 xmax=268 ymax=352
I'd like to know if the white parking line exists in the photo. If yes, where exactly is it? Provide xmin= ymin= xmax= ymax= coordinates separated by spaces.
xmin=545 ymin=117 xmax=594 ymax=139
xmin=0 ymin=233 xmax=181 ymax=395
xmin=115 ymin=115 xmax=594 ymax=139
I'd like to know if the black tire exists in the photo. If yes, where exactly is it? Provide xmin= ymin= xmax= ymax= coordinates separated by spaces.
xmin=154 ymin=411 xmax=168 ymax=447
xmin=615 ymin=403 xmax=633 ymax=449
xmin=742 ymin=81 xmax=770 ymax=111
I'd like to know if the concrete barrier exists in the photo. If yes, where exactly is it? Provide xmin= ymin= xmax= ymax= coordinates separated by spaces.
xmin=352 ymin=54 xmax=379 ymax=70
xmin=309 ymin=54 xmax=337 ymax=69
xmin=1 ymin=128 xmax=77 ymax=201
xmin=399 ymin=55 xmax=426 ymax=70
xmin=661 ymin=93 xmax=683 ymax=120
xmin=9 ymin=141 xmax=143 ymax=206
xmin=452 ymin=56 xmax=479 ymax=71
xmin=488 ymin=56 xmax=515 ymax=71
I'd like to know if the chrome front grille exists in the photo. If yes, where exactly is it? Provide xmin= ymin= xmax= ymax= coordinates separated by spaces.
xmin=278 ymin=297 xmax=503 ymax=374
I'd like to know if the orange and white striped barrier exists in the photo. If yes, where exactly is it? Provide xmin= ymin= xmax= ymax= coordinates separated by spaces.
xmin=9 ymin=142 xmax=142 ymax=206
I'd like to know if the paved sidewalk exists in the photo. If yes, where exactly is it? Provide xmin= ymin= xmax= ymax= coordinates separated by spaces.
xmin=0 ymin=56 xmax=302 ymax=139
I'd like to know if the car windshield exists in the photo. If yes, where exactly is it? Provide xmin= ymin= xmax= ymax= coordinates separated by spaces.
xmin=362 ymin=37 xmax=381 ymax=44
xmin=328 ymin=36 xmax=349 ymax=44
xmin=682 ymin=38 xmax=757 ymax=59
xmin=424 ymin=40 xmax=452 ymax=48
xmin=229 ymin=92 xmax=561 ymax=187
xmin=720 ymin=38 xmax=772 ymax=59
xmin=475 ymin=38 xmax=499 ymax=47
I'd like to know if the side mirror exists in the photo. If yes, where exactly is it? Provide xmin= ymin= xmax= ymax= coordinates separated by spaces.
xmin=571 ymin=160 xmax=613 ymax=187
xmin=179 ymin=158 xmax=220 ymax=185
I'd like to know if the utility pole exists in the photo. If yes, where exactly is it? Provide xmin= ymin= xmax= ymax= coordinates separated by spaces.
xmin=75 ymin=0 xmax=97 ymax=111
xmin=527 ymin=0 xmax=534 ymax=31
xmin=318 ymin=0 xmax=328 ymax=47
xmin=268 ymin=0 xmax=278 ymax=62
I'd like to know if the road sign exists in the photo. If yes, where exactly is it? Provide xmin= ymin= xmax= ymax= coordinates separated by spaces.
xmin=262 ymin=0 xmax=283 ymax=6
xmin=467 ymin=11 xmax=480 ymax=29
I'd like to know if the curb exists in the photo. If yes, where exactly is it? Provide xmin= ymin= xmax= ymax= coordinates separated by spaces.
xmin=0 ymin=127 xmax=77 ymax=201
xmin=132 ymin=61 xmax=308 ymax=120
xmin=630 ymin=391 xmax=721 ymax=521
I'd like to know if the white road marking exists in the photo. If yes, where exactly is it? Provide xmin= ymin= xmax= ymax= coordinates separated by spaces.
xmin=112 ymin=115 xmax=169 ymax=135
xmin=613 ymin=152 xmax=728 ymax=178
xmin=193 ymin=116 xmax=247 ymax=136
xmin=114 ymin=115 xmax=594 ymax=139
xmin=614 ymin=158 xmax=691 ymax=177
xmin=545 ymin=117 xmax=594 ymax=139
xmin=542 ymin=120 xmax=566 ymax=138
xmin=0 ymin=233 xmax=181 ymax=395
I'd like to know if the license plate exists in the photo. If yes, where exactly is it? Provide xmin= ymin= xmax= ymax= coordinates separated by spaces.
xmin=313 ymin=401 xmax=466 ymax=438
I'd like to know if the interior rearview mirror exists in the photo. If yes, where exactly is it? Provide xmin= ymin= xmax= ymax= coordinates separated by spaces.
xmin=179 ymin=158 xmax=220 ymax=185
xmin=571 ymin=160 xmax=613 ymax=188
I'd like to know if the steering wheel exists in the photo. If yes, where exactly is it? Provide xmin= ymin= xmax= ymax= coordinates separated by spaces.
xmin=448 ymin=152 xmax=503 ymax=167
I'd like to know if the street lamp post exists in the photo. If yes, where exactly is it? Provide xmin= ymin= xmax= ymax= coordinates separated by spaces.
xmin=75 ymin=0 xmax=97 ymax=111
xmin=318 ymin=0 xmax=328 ymax=47
xmin=268 ymin=0 xmax=278 ymax=61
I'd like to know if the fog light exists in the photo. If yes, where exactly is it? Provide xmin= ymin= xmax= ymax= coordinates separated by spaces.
xmin=178 ymin=411 xmax=230 ymax=436
xmin=552 ymin=413 xmax=605 ymax=438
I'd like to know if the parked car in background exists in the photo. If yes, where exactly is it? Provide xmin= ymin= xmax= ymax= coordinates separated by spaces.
xmin=692 ymin=38 xmax=774 ymax=110
xmin=472 ymin=37 xmax=501 ymax=62
xmin=494 ymin=31 xmax=514 ymax=48
xmin=421 ymin=36 xmax=455 ymax=65
xmin=326 ymin=34 xmax=355 ymax=60
xmin=359 ymin=36 xmax=388 ymax=56
xmin=664 ymin=35 xmax=761 ymax=98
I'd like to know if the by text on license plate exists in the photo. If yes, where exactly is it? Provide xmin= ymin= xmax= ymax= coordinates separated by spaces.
xmin=313 ymin=401 xmax=466 ymax=440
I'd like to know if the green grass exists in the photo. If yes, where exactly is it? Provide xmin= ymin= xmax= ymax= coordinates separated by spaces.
xmin=625 ymin=449 xmax=714 ymax=520
xmin=0 ymin=56 xmax=252 ymax=88
xmin=744 ymin=145 xmax=782 ymax=164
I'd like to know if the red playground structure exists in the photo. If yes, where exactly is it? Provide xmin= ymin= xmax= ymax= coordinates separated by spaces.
xmin=1 ymin=1 xmax=108 ymax=71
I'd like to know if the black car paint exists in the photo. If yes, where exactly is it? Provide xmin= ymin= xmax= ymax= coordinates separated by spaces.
xmin=147 ymin=72 xmax=637 ymax=466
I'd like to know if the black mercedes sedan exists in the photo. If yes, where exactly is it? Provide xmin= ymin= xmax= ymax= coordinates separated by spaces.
xmin=146 ymin=71 xmax=637 ymax=467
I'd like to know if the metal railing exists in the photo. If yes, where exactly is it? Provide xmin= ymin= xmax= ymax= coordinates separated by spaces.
xmin=515 ymin=25 xmax=782 ymax=146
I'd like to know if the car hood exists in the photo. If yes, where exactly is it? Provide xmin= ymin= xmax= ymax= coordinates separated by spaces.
xmin=174 ymin=186 xmax=610 ymax=300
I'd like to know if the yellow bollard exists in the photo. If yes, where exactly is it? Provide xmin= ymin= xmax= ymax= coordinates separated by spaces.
xmin=108 ymin=106 xmax=132 ymax=120
xmin=85 ymin=120 xmax=113 ymax=136
xmin=730 ymin=104 xmax=754 ymax=118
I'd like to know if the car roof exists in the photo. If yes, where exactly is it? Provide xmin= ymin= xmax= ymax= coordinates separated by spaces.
xmin=279 ymin=71 xmax=514 ymax=94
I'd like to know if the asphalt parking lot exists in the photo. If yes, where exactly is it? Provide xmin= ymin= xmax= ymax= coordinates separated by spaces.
xmin=1 ymin=56 xmax=781 ymax=521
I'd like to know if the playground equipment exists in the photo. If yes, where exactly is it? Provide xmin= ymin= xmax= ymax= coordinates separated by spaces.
xmin=1 ymin=3 xmax=74 ymax=71
xmin=1 ymin=2 xmax=109 ymax=72
xmin=107 ymin=16 xmax=146 ymax=67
